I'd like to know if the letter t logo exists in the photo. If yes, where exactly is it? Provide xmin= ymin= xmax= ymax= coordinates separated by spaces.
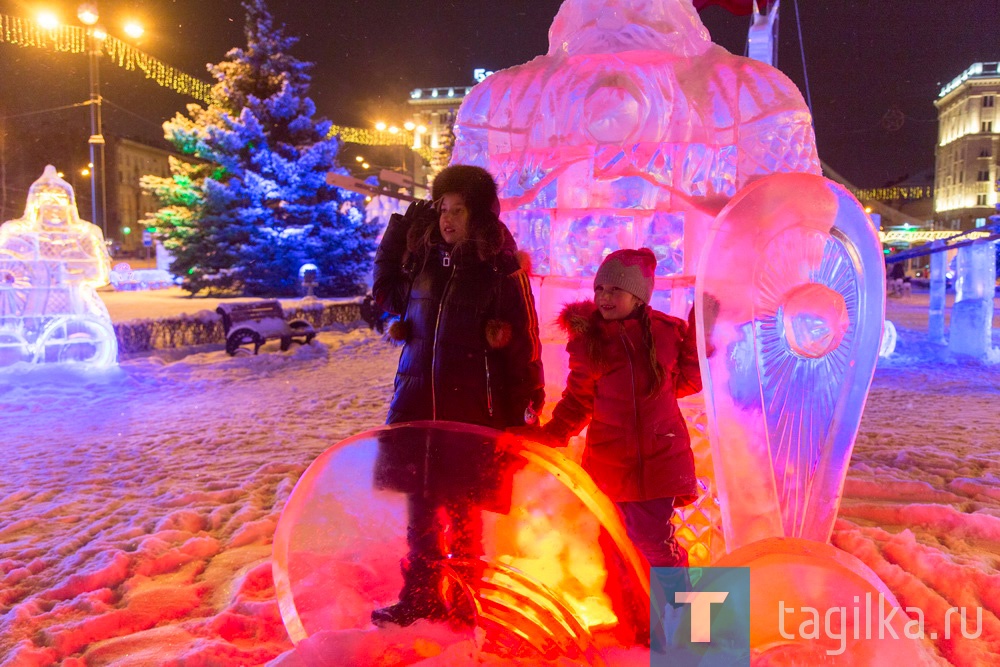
xmin=674 ymin=591 xmax=730 ymax=642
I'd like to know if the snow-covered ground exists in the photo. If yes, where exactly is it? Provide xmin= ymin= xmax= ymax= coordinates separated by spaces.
xmin=0 ymin=289 xmax=997 ymax=666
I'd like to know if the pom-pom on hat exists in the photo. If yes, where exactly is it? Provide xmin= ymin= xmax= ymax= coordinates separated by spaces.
xmin=431 ymin=165 xmax=501 ymax=221
xmin=594 ymin=248 xmax=657 ymax=304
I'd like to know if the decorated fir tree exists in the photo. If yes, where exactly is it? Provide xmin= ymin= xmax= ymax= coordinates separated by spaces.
xmin=142 ymin=0 xmax=374 ymax=296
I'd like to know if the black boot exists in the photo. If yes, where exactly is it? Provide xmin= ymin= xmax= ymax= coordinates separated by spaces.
xmin=371 ymin=597 xmax=447 ymax=627
xmin=372 ymin=559 xmax=447 ymax=628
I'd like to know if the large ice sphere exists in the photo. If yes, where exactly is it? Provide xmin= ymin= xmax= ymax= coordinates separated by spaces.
xmin=272 ymin=422 xmax=654 ymax=661
xmin=695 ymin=173 xmax=885 ymax=551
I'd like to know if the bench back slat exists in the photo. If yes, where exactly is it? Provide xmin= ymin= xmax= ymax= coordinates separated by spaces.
xmin=216 ymin=300 xmax=286 ymax=333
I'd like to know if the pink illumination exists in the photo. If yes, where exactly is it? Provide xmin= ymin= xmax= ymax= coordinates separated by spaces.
xmin=272 ymin=422 xmax=651 ymax=660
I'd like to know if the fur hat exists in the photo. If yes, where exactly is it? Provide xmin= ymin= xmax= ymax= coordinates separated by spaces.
xmin=431 ymin=165 xmax=501 ymax=220
xmin=594 ymin=248 xmax=657 ymax=304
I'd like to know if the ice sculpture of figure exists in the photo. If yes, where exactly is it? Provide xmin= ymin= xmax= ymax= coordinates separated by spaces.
xmin=450 ymin=0 xmax=819 ymax=584
xmin=0 ymin=165 xmax=117 ymax=368
xmin=451 ymin=0 xmax=819 ymax=329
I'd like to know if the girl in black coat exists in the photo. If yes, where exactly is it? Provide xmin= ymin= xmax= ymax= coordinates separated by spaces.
xmin=370 ymin=165 xmax=545 ymax=627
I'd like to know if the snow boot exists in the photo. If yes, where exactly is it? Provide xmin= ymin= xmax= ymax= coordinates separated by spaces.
xmin=371 ymin=559 xmax=447 ymax=628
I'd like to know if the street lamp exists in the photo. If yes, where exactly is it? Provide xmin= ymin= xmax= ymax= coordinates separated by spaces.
xmin=77 ymin=2 xmax=106 ymax=239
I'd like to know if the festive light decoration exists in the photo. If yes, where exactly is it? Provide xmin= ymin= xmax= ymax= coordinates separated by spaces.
xmin=879 ymin=229 xmax=992 ymax=243
xmin=2 ymin=13 xmax=430 ymax=160
xmin=851 ymin=186 xmax=933 ymax=201
xmin=0 ymin=13 xmax=212 ymax=104
xmin=329 ymin=125 xmax=434 ymax=163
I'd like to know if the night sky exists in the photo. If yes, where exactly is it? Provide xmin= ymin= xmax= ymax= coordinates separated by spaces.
xmin=2 ymin=0 xmax=999 ymax=190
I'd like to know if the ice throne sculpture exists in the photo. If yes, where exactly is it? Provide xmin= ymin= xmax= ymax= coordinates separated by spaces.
xmin=0 ymin=165 xmax=117 ymax=368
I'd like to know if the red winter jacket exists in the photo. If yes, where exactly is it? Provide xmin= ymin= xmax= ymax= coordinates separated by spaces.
xmin=543 ymin=302 xmax=701 ymax=503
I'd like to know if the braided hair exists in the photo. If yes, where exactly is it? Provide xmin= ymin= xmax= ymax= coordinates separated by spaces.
xmin=638 ymin=304 xmax=666 ymax=397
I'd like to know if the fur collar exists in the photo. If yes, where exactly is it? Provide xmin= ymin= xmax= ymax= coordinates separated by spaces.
xmin=557 ymin=300 xmax=685 ymax=341
xmin=557 ymin=301 xmax=600 ymax=339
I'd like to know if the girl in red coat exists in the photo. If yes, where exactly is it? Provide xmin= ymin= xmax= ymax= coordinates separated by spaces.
xmin=541 ymin=248 xmax=701 ymax=568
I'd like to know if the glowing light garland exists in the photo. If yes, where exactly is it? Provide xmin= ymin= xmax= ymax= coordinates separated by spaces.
xmin=2 ymin=14 xmax=431 ymax=162
xmin=0 ymin=14 xmax=212 ymax=104
xmin=329 ymin=125 xmax=434 ymax=162
xmin=851 ymin=186 xmax=933 ymax=201
xmin=879 ymin=229 xmax=992 ymax=243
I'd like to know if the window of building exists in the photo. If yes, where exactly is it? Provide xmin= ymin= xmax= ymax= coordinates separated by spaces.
xmin=976 ymin=217 xmax=987 ymax=228
xmin=976 ymin=194 xmax=988 ymax=206
xmin=982 ymin=121 xmax=993 ymax=133
xmin=978 ymin=170 xmax=990 ymax=181
xmin=984 ymin=96 xmax=995 ymax=108
xmin=981 ymin=148 xmax=993 ymax=158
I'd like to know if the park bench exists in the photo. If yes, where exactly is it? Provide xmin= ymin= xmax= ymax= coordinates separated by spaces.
xmin=216 ymin=300 xmax=316 ymax=356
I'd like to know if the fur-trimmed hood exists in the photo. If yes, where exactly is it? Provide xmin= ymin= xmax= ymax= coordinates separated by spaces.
xmin=557 ymin=300 xmax=687 ymax=341
xmin=557 ymin=300 xmax=601 ymax=339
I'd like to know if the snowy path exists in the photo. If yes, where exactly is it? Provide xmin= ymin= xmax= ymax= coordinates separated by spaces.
xmin=1 ymin=331 xmax=396 ymax=665
xmin=1 ymin=293 xmax=998 ymax=665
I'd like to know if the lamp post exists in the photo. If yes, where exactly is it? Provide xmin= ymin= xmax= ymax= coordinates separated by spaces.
xmin=77 ymin=3 xmax=106 ymax=239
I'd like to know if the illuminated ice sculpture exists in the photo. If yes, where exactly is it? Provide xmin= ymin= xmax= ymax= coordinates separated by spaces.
xmin=273 ymin=422 xmax=651 ymax=662
xmin=947 ymin=239 xmax=997 ymax=359
xmin=0 ymin=165 xmax=117 ymax=368
xmin=451 ymin=0 xmax=820 ymax=334
xmin=273 ymin=0 xmax=927 ymax=660
xmin=443 ymin=0 xmax=924 ymax=660
xmin=695 ymin=172 xmax=885 ymax=549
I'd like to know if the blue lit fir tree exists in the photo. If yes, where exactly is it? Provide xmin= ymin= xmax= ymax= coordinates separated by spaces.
xmin=142 ymin=0 xmax=374 ymax=296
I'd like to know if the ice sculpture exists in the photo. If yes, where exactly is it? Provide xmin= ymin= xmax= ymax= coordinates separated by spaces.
xmin=273 ymin=422 xmax=651 ymax=660
xmin=928 ymin=241 xmax=947 ymax=344
xmin=0 ymin=166 xmax=116 ymax=368
xmin=747 ymin=0 xmax=780 ymax=67
xmin=947 ymin=240 xmax=997 ymax=359
xmin=452 ymin=0 xmax=819 ymax=329
xmin=710 ymin=538 xmax=932 ymax=662
xmin=694 ymin=172 xmax=885 ymax=550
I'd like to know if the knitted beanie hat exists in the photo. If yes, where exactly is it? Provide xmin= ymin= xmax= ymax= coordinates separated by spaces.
xmin=594 ymin=248 xmax=657 ymax=304
xmin=432 ymin=165 xmax=501 ymax=220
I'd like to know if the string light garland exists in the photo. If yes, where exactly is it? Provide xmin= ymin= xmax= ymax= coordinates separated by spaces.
xmin=0 ymin=13 xmax=212 ymax=103
xmin=2 ymin=14 xmax=431 ymax=161
xmin=851 ymin=186 xmax=933 ymax=201
xmin=329 ymin=125 xmax=434 ymax=163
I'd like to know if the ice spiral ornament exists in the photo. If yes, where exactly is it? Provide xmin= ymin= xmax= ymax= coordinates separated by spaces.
xmin=695 ymin=172 xmax=886 ymax=550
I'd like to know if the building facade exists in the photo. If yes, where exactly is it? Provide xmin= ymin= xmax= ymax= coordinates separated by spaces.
xmin=108 ymin=138 xmax=174 ymax=254
xmin=934 ymin=62 xmax=1000 ymax=231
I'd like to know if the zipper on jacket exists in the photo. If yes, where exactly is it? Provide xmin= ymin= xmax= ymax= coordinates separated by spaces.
xmin=619 ymin=323 xmax=645 ymax=500
xmin=485 ymin=354 xmax=494 ymax=417
xmin=430 ymin=257 xmax=456 ymax=419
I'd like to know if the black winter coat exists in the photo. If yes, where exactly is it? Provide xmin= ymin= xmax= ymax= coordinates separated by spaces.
xmin=372 ymin=209 xmax=544 ymax=430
